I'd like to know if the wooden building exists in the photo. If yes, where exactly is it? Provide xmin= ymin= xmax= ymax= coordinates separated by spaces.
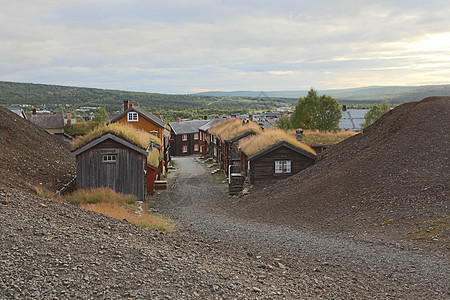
xmin=198 ymin=117 xmax=229 ymax=158
xmin=208 ymin=118 xmax=262 ymax=175
xmin=168 ymin=119 xmax=209 ymax=156
xmin=239 ymin=129 xmax=316 ymax=185
xmin=72 ymin=123 xmax=162 ymax=200
xmin=110 ymin=101 xmax=170 ymax=176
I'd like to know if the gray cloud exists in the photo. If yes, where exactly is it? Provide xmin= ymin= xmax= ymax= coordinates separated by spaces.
xmin=1 ymin=0 xmax=450 ymax=93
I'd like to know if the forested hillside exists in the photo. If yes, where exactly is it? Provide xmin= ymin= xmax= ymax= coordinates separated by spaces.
xmin=0 ymin=81 xmax=296 ymax=121
xmin=196 ymin=84 xmax=450 ymax=103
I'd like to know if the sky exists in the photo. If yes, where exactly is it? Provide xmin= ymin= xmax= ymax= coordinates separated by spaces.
xmin=1 ymin=0 xmax=450 ymax=94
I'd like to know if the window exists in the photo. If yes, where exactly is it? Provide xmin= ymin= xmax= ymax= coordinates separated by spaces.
xmin=182 ymin=145 xmax=188 ymax=153
xmin=102 ymin=154 xmax=117 ymax=162
xmin=194 ymin=144 xmax=199 ymax=152
xmin=150 ymin=130 xmax=158 ymax=137
xmin=182 ymin=134 xmax=187 ymax=141
xmin=127 ymin=112 xmax=138 ymax=122
xmin=275 ymin=160 xmax=291 ymax=174
xmin=194 ymin=133 xmax=199 ymax=140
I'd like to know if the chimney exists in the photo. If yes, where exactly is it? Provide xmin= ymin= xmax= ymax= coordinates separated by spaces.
xmin=249 ymin=114 xmax=253 ymax=122
xmin=67 ymin=112 xmax=72 ymax=127
xmin=204 ymin=115 xmax=207 ymax=120
xmin=342 ymin=105 xmax=347 ymax=112
xmin=129 ymin=103 xmax=133 ymax=108
xmin=32 ymin=108 xmax=37 ymax=115
xmin=296 ymin=129 xmax=304 ymax=143
xmin=124 ymin=100 xmax=129 ymax=111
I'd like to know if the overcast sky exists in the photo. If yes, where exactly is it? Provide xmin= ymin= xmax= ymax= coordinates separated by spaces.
xmin=1 ymin=0 xmax=450 ymax=94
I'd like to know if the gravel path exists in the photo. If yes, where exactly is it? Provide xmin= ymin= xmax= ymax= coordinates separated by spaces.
xmin=154 ymin=157 xmax=450 ymax=299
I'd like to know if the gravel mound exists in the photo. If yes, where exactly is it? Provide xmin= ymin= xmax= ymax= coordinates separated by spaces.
xmin=0 ymin=106 xmax=75 ymax=192
xmin=238 ymin=97 xmax=449 ymax=245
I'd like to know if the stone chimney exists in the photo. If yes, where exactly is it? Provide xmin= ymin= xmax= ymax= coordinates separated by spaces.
xmin=296 ymin=129 xmax=304 ymax=143
xmin=32 ymin=108 xmax=37 ymax=115
xmin=67 ymin=112 xmax=72 ymax=127
xmin=124 ymin=100 xmax=129 ymax=111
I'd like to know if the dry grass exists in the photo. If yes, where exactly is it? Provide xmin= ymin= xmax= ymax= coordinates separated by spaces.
xmin=147 ymin=147 xmax=162 ymax=167
xmin=67 ymin=187 xmax=137 ymax=206
xmin=209 ymin=118 xmax=262 ymax=140
xmin=72 ymin=122 xmax=161 ymax=152
xmin=80 ymin=202 xmax=175 ymax=232
xmin=287 ymin=129 xmax=359 ymax=145
xmin=239 ymin=128 xmax=316 ymax=156
xmin=409 ymin=215 xmax=449 ymax=243
xmin=67 ymin=187 xmax=174 ymax=232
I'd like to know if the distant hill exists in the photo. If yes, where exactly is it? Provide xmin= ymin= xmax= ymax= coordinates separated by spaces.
xmin=0 ymin=81 xmax=296 ymax=121
xmin=196 ymin=85 xmax=450 ymax=103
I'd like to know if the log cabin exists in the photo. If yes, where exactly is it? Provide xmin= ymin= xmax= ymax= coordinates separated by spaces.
xmin=168 ymin=119 xmax=209 ymax=156
xmin=239 ymin=129 xmax=316 ymax=185
xmin=71 ymin=123 xmax=162 ymax=200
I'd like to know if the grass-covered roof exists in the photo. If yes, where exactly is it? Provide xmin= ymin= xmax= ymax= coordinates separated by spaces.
xmin=239 ymin=128 xmax=316 ymax=157
xmin=72 ymin=122 xmax=161 ymax=152
xmin=298 ymin=129 xmax=359 ymax=145
xmin=208 ymin=118 xmax=262 ymax=140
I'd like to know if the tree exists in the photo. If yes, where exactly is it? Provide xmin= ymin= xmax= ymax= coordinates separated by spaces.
xmin=361 ymin=100 xmax=390 ymax=130
xmin=94 ymin=107 xmax=108 ymax=124
xmin=290 ymin=88 xmax=341 ymax=131
xmin=275 ymin=115 xmax=292 ymax=130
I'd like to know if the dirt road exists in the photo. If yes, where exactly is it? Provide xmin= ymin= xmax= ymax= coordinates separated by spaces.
xmin=154 ymin=157 xmax=449 ymax=299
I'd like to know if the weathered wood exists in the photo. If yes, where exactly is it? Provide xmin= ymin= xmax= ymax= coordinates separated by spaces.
xmin=75 ymin=137 xmax=146 ymax=200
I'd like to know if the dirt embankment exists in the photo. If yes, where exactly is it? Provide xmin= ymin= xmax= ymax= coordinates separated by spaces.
xmin=237 ymin=97 xmax=449 ymax=246
xmin=0 ymin=106 xmax=75 ymax=192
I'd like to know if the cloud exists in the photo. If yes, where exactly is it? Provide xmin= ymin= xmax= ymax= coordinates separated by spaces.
xmin=1 ymin=1 xmax=450 ymax=93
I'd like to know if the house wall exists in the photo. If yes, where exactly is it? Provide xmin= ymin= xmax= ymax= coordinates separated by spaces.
xmin=172 ymin=133 xmax=200 ymax=156
xmin=75 ymin=139 xmax=146 ymax=200
xmin=248 ymin=146 xmax=315 ymax=185
xmin=114 ymin=113 xmax=166 ymax=174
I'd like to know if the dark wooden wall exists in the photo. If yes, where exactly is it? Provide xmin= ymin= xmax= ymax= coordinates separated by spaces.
xmin=76 ymin=139 xmax=146 ymax=200
xmin=172 ymin=133 xmax=200 ymax=156
xmin=249 ymin=146 xmax=315 ymax=185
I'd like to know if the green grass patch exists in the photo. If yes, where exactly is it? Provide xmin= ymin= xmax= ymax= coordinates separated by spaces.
xmin=211 ymin=171 xmax=226 ymax=184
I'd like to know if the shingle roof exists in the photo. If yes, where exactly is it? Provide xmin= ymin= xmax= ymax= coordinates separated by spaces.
xmin=198 ymin=117 xmax=229 ymax=131
xmin=169 ymin=120 xmax=210 ymax=135
xmin=110 ymin=107 xmax=166 ymax=129
xmin=27 ymin=114 xmax=64 ymax=128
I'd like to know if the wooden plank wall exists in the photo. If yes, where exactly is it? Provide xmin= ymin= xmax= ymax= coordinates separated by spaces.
xmin=76 ymin=140 xmax=146 ymax=200
xmin=249 ymin=146 xmax=315 ymax=185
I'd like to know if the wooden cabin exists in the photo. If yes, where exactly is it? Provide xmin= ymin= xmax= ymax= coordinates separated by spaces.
xmin=71 ymin=123 xmax=162 ymax=200
xmin=198 ymin=117 xmax=229 ymax=157
xmin=168 ymin=119 xmax=209 ymax=156
xmin=239 ymin=129 xmax=316 ymax=185
xmin=208 ymin=118 xmax=262 ymax=174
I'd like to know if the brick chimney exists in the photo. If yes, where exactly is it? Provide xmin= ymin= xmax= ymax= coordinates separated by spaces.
xmin=124 ymin=100 xmax=129 ymax=111
xmin=129 ymin=103 xmax=133 ymax=108
xmin=249 ymin=114 xmax=253 ymax=122
xmin=204 ymin=115 xmax=207 ymax=120
xmin=342 ymin=105 xmax=347 ymax=112
xmin=32 ymin=108 xmax=37 ymax=115
xmin=296 ymin=129 xmax=304 ymax=143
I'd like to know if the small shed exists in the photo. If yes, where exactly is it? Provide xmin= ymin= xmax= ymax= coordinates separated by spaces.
xmin=71 ymin=124 xmax=156 ymax=201
xmin=239 ymin=129 xmax=316 ymax=185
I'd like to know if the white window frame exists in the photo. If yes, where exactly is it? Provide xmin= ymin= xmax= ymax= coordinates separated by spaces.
xmin=127 ymin=112 xmax=138 ymax=122
xmin=150 ymin=130 xmax=158 ymax=137
xmin=102 ymin=154 xmax=117 ymax=163
xmin=194 ymin=133 xmax=199 ymax=140
xmin=194 ymin=144 xmax=199 ymax=152
xmin=182 ymin=145 xmax=188 ymax=153
xmin=182 ymin=134 xmax=188 ymax=141
xmin=275 ymin=160 xmax=291 ymax=174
